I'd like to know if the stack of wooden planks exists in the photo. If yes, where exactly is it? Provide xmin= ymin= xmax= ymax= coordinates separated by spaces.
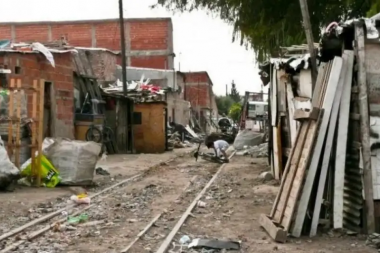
xmin=260 ymin=51 xmax=356 ymax=241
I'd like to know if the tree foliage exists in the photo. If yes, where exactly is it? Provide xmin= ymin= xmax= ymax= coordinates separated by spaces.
xmin=215 ymin=95 xmax=234 ymax=116
xmin=229 ymin=103 xmax=242 ymax=122
xmin=154 ymin=0 xmax=372 ymax=62
xmin=229 ymin=80 xmax=240 ymax=103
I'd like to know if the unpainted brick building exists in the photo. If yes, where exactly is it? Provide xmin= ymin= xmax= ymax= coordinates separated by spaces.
xmin=183 ymin=71 xmax=218 ymax=117
xmin=0 ymin=18 xmax=174 ymax=70
xmin=182 ymin=71 xmax=218 ymax=132
xmin=0 ymin=51 xmax=75 ymax=138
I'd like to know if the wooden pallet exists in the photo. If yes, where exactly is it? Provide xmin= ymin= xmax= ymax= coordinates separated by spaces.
xmin=5 ymin=79 xmax=44 ymax=186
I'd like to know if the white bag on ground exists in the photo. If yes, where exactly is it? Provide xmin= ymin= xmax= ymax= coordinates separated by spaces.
xmin=44 ymin=138 xmax=101 ymax=185
xmin=0 ymin=136 xmax=19 ymax=189
xmin=233 ymin=129 xmax=264 ymax=150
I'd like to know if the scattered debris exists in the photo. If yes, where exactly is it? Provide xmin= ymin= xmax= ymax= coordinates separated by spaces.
xmin=70 ymin=194 xmax=91 ymax=205
xmin=233 ymin=130 xmax=264 ymax=150
xmin=188 ymin=238 xmax=241 ymax=250
xmin=67 ymin=214 xmax=89 ymax=225
xmin=179 ymin=235 xmax=191 ymax=245
xmin=197 ymin=200 xmax=206 ymax=208
xmin=366 ymin=233 xmax=380 ymax=249
xmin=259 ymin=171 xmax=274 ymax=181
xmin=96 ymin=167 xmax=110 ymax=176
xmin=0 ymin=136 xmax=19 ymax=192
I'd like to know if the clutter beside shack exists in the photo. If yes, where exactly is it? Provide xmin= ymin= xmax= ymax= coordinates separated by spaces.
xmin=0 ymin=40 xmax=220 ymax=193
xmin=0 ymin=41 xmax=102 ymax=190
xmin=258 ymin=18 xmax=380 ymax=242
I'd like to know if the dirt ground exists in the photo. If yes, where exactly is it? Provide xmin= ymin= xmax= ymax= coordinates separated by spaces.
xmin=175 ymin=156 xmax=377 ymax=253
xmin=0 ymin=150 xmax=377 ymax=253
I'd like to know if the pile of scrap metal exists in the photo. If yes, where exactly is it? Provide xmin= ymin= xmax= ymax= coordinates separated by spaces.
xmin=167 ymin=122 xmax=201 ymax=149
xmin=101 ymin=75 xmax=166 ymax=102
xmin=259 ymin=18 xmax=380 ymax=242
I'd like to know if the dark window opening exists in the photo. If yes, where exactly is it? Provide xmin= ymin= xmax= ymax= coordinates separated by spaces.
xmin=14 ymin=66 xmax=21 ymax=74
xmin=133 ymin=112 xmax=142 ymax=125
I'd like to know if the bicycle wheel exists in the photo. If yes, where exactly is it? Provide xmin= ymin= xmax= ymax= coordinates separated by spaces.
xmin=102 ymin=126 xmax=114 ymax=143
xmin=86 ymin=125 xmax=102 ymax=143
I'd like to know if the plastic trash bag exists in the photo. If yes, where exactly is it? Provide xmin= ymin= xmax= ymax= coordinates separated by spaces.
xmin=20 ymin=155 xmax=61 ymax=188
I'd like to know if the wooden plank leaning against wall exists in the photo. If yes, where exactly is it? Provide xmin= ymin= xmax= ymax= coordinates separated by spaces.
xmin=356 ymin=23 xmax=375 ymax=233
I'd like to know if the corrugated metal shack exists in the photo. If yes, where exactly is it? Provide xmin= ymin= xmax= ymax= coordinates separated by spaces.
xmin=259 ymin=19 xmax=380 ymax=242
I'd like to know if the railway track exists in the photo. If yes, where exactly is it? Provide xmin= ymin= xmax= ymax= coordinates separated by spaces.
xmin=0 ymin=149 xmax=234 ymax=253
xmin=0 ymin=173 xmax=143 ymax=253
xmin=120 ymin=151 xmax=236 ymax=253
xmin=0 ymin=151 xmax=196 ymax=253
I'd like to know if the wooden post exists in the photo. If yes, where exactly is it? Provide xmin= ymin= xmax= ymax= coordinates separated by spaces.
xmin=14 ymin=79 xmax=22 ymax=168
xmin=31 ymin=80 xmax=38 ymax=186
xmin=7 ymin=79 xmax=14 ymax=159
xmin=298 ymin=0 xmax=317 ymax=88
xmin=36 ymin=80 xmax=45 ymax=187
xmin=355 ymin=24 xmax=375 ymax=234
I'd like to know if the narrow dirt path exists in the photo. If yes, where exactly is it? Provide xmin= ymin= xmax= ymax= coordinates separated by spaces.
xmin=6 ymin=153 xmax=219 ymax=253
xmin=174 ymin=155 xmax=376 ymax=253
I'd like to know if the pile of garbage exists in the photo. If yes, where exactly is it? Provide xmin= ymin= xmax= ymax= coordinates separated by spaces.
xmin=233 ymin=129 xmax=265 ymax=150
xmin=168 ymin=132 xmax=193 ymax=149
xmin=175 ymin=235 xmax=241 ymax=252
xmin=0 ymin=137 xmax=102 ymax=191
xmin=19 ymin=138 xmax=102 ymax=187
xmin=236 ymin=143 xmax=269 ymax=158
xmin=0 ymin=136 xmax=20 ymax=191
xmin=102 ymin=75 xmax=165 ymax=98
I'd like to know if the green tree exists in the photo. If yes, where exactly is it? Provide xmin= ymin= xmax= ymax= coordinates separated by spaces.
xmin=229 ymin=103 xmax=242 ymax=123
xmin=229 ymin=81 xmax=240 ymax=103
xmin=215 ymin=95 xmax=234 ymax=116
xmin=154 ymin=0 xmax=371 ymax=62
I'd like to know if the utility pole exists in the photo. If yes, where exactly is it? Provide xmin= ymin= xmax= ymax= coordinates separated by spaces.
xmin=298 ymin=0 xmax=317 ymax=88
xmin=119 ymin=0 xmax=127 ymax=96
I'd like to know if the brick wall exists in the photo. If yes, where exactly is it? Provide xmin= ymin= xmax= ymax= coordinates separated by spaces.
xmin=0 ymin=18 xmax=174 ymax=70
xmin=183 ymin=72 xmax=213 ymax=109
xmin=185 ymin=83 xmax=210 ymax=109
xmin=0 ymin=52 xmax=74 ymax=138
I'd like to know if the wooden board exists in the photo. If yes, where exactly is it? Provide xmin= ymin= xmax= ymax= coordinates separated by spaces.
xmin=286 ymin=83 xmax=297 ymax=146
xmin=272 ymin=122 xmax=282 ymax=180
xmin=270 ymin=63 xmax=328 ymax=223
xmin=277 ymin=70 xmax=287 ymax=113
xmin=271 ymin=67 xmax=278 ymax=126
xmin=36 ymin=80 xmax=45 ymax=186
xmin=310 ymin=51 xmax=351 ymax=236
xmin=298 ymin=70 xmax=313 ymax=98
xmin=356 ymin=24 xmax=375 ymax=233
xmin=282 ymin=116 xmax=322 ymax=230
xmin=259 ymin=214 xmax=287 ymax=243
xmin=291 ymin=57 xmax=343 ymax=237
xmin=31 ymin=80 xmax=38 ymax=185
xmin=7 ymin=79 xmax=14 ymax=158
xmin=334 ymin=51 xmax=354 ymax=229
xmin=14 ymin=79 xmax=21 ymax=168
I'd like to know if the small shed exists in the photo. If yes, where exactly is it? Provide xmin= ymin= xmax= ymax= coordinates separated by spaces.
xmin=133 ymin=101 xmax=167 ymax=153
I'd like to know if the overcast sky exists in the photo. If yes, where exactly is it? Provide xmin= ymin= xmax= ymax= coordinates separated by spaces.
xmin=0 ymin=0 xmax=263 ymax=96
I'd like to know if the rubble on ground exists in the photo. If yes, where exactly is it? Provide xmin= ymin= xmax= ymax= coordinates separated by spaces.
xmin=168 ymin=132 xmax=194 ymax=149
xmin=235 ymin=143 xmax=268 ymax=158
xmin=366 ymin=233 xmax=380 ymax=249
xmin=233 ymin=130 xmax=264 ymax=150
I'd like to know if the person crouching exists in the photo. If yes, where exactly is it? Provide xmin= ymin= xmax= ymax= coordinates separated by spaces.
xmin=206 ymin=139 xmax=229 ymax=162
